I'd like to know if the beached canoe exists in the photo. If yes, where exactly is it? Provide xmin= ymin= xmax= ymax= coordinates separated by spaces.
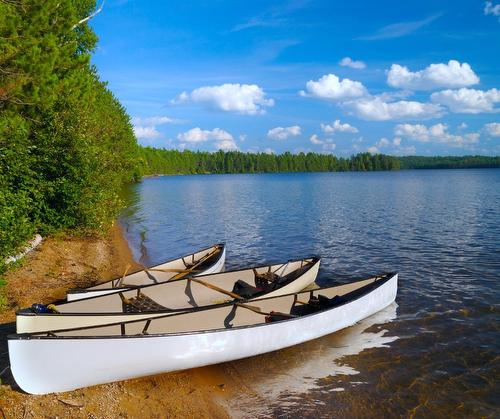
xmin=66 ymin=243 xmax=226 ymax=301
xmin=9 ymin=272 xmax=397 ymax=394
xmin=17 ymin=257 xmax=321 ymax=333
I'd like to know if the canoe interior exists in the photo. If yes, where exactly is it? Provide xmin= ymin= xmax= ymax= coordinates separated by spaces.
xmin=80 ymin=244 xmax=224 ymax=291
xmin=22 ymin=257 xmax=319 ymax=315
xmin=26 ymin=273 xmax=395 ymax=338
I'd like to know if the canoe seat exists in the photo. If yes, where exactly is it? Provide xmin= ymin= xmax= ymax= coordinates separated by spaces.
xmin=232 ymin=280 xmax=265 ymax=299
xmin=122 ymin=293 xmax=168 ymax=313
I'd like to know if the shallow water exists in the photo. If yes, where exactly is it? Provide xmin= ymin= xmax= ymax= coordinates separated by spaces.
xmin=120 ymin=170 xmax=500 ymax=417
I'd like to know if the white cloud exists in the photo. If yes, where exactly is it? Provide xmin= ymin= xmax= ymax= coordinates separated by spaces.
xmin=345 ymin=97 xmax=443 ymax=120
xmin=368 ymin=136 xmax=415 ymax=155
xmin=458 ymin=122 xmax=468 ymax=129
xmin=387 ymin=60 xmax=479 ymax=90
xmin=309 ymin=134 xmax=323 ymax=145
xmin=394 ymin=123 xmax=480 ymax=147
xmin=177 ymin=127 xmax=238 ymax=150
xmin=132 ymin=116 xmax=178 ymax=126
xmin=322 ymin=142 xmax=336 ymax=152
xmin=300 ymin=74 xmax=368 ymax=101
xmin=395 ymin=145 xmax=417 ymax=155
xmin=484 ymin=2 xmax=500 ymax=19
xmin=263 ymin=148 xmax=275 ymax=154
xmin=132 ymin=115 xmax=182 ymax=141
xmin=431 ymin=88 xmax=500 ymax=113
xmin=321 ymin=119 xmax=358 ymax=134
xmin=172 ymin=84 xmax=274 ymax=115
xmin=133 ymin=126 xmax=161 ymax=140
xmin=484 ymin=122 xmax=500 ymax=136
xmin=267 ymin=125 xmax=301 ymax=140
xmin=309 ymin=134 xmax=336 ymax=152
xmin=377 ymin=138 xmax=391 ymax=147
xmin=339 ymin=57 xmax=366 ymax=70
xmin=215 ymin=138 xmax=239 ymax=151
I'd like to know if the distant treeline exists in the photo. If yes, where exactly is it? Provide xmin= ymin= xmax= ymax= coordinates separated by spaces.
xmin=0 ymin=1 xmax=139 ymax=262
xmin=138 ymin=148 xmax=401 ymax=175
xmin=399 ymin=156 xmax=500 ymax=170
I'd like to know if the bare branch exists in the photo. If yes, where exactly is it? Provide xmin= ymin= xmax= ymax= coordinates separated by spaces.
xmin=71 ymin=1 xmax=105 ymax=30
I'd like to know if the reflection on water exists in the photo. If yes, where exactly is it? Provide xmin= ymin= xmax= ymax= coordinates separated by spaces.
xmin=120 ymin=170 xmax=500 ymax=417
xmin=226 ymin=303 xmax=399 ymax=418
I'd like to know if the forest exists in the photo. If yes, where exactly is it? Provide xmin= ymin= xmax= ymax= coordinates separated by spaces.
xmin=398 ymin=156 xmax=500 ymax=169
xmin=137 ymin=148 xmax=400 ymax=175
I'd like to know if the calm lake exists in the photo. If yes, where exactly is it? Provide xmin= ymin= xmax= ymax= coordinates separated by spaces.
xmin=120 ymin=169 xmax=500 ymax=418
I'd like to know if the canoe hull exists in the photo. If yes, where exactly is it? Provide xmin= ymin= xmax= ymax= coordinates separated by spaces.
xmin=9 ymin=273 xmax=397 ymax=395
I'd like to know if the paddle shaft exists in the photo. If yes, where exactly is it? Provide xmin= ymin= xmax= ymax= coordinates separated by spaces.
xmin=188 ymin=277 xmax=242 ymax=300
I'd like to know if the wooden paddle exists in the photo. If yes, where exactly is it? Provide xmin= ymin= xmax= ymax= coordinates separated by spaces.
xmin=170 ymin=246 xmax=221 ymax=281
xmin=188 ymin=277 xmax=242 ymax=300
xmin=113 ymin=246 xmax=221 ymax=288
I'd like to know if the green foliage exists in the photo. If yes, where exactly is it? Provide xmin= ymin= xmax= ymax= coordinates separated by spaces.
xmin=399 ymin=156 xmax=500 ymax=170
xmin=0 ymin=1 xmax=139 ymax=261
xmin=137 ymin=148 xmax=401 ymax=175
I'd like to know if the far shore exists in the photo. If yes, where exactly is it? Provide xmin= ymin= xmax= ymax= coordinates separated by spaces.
xmin=0 ymin=224 xmax=231 ymax=418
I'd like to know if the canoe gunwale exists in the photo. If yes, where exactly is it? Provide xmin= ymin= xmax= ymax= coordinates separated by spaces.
xmin=10 ymin=272 xmax=397 ymax=340
xmin=15 ymin=256 xmax=321 ymax=317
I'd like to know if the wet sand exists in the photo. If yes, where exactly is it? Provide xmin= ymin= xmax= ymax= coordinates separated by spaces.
xmin=0 ymin=225 xmax=231 ymax=418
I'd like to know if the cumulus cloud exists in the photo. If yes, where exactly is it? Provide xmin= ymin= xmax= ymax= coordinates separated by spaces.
xmin=309 ymin=134 xmax=323 ymax=145
xmin=267 ymin=125 xmax=302 ymax=140
xmin=177 ymin=127 xmax=238 ymax=150
xmin=394 ymin=123 xmax=480 ymax=147
xmin=367 ymin=136 xmax=415 ymax=156
xmin=321 ymin=119 xmax=358 ymax=134
xmin=430 ymin=88 xmax=500 ymax=113
xmin=387 ymin=60 xmax=479 ymax=90
xmin=484 ymin=122 xmax=500 ymax=136
xmin=345 ymin=97 xmax=443 ymax=121
xmin=132 ymin=115 xmax=181 ymax=141
xmin=133 ymin=126 xmax=161 ymax=140
xmin=300 ymin=74 xmax=368 ymax=101
xmin=339 ymin=57 xmax=366 ymax=69
xmin=309 ymin=134 xmax=336 ymax=152
xmin=484 ymin=2 xmax=500 ymax=19
xmin=172 ymin=84 xmax=274 ymax=115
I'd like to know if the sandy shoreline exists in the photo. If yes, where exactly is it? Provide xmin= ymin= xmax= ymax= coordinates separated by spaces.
xmin=0 ymin=225 xmax=230 ymax=418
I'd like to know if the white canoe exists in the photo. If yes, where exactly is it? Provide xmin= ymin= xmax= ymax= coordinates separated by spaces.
xmin=9 ymin=272 xmax=397 ymax=394
xmin=17 ymin=257 xmax=320 ymax=333
xmin=66 ymin=243 xmax=226 ymax=301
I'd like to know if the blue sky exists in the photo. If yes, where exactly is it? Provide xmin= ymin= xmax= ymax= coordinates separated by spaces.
xmin=91 ymin=0 xmax=500 ymax=156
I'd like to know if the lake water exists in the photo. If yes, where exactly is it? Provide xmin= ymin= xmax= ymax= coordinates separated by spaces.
xmin=120 ymin=170 xmax=500 ymax=418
